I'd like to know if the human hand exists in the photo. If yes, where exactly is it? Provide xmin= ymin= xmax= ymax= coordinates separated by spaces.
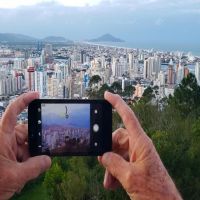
xmin=99 ymin=92 xmax=182 ymax=200
xmin=0 ymin=92 xmax=51 ymax=200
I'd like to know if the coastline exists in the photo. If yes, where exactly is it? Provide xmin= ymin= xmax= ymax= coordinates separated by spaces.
xmin=80 ymin=41 xmax=200 ymax=57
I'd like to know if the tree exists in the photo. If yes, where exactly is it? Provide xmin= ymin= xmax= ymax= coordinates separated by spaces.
xmin=111 ymin=81 xmax=122 ymax=95
xmin=61 ymin=171 xmax=87 ymax=200
xmin=123 ymin=85 xmax=135 ymax=98
xmin=139 ymin=86 xmax=154 ymax=103
xmin=87 ymin=75 xmax=102 ymax=99
xmin=168 ymin=73 xmax=200 ymax=118
xmin=97 ymin=83 xmax=113 ymax=99
xmin=89 ymin=75 xmax=101 ymax=87
xmin=43 ymin=162 xmax=64 ymax=200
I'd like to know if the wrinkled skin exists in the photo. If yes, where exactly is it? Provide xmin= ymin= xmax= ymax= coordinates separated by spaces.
xmin=0 ymin=92 xmax=51 ymax=200
xmin=99 ymin=92 xmax=182 ymax=200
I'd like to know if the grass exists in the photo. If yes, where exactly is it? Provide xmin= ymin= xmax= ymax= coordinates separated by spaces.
xmin=11 ymin=182 xmax=49 ymax=200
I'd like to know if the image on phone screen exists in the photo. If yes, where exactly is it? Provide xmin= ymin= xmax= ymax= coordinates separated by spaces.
xmin=41 ymin=103 xmax=90 ymax=155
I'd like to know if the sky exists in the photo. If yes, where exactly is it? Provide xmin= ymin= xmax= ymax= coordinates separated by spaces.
xmin=0 ymin=0 xmax=200 ymax=51
xmin=42 ymin=103 xmax=90 ymax=128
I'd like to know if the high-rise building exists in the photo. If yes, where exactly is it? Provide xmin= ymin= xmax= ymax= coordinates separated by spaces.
xmin=167 ymin=59 xmax=175 ymax=85
xmin=37 ymin=41 xmax=43 ymax=51
xmin=15 ymin=72 xmax=23 ymax=92
xmin=40 ymin=50 xmax=45 ymax=65
xmin=14 ymin=58 xmax=24 ymax=69
xmin=158 ymin=71 xmax=165 ymax=86
xmin=176 ymin=62 xmax=184 ymax=84
xmin=26 ymin=67 xmax=35 ymax=91
xmin=47 ymin=75 xmax=59 ymax=98
xmin=34 ymin=69 xmax=47 ymax=97
xmin=143 ymin=56 xmax=161 ymax=80
xmin=129 ymin=53 xmax=138 ymax=78
xmin=134 ymin=84 xmax=145 ymax=98
xmin=44 ymin=44 xmax=53 ymax=64
xmin=144 ymin=58 xmax=150 ymax=79
xmin=90 ymin=57 xmax=104 ymax=77
xmin=0 ymin=78 xmax=6 ymax=95
xmin=195 ymin=62 xmax=200 ymax=85
xmin=152 ymin=56 xmax=161 ymax=80
xmin=28 ymin=58 xmax=34 ymax=67
xmin=45 ymin=44 xmax=53 ymax=57
xmin=80 ymin=50 xmax=86 ymax=64
xmin=112 ymin=57 xmax=127 ymax=78
xmin=103 ymin=65 xmax=112 ymax=84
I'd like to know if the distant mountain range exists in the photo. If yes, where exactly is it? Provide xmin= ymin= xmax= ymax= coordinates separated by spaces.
xmin=0 ymin=33 xmax=125 ymax=44
xmin=0 ymin=33 xmax=73 ymax=43
xmin=43 ymin=36 xmax=71 ymax=43
xmin=89 ymin=33 xmax=125 ymax=43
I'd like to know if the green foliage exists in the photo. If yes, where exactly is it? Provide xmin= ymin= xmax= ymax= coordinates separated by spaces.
xmin=110 ymin=81 xmax=122 ymax=95
xmin=131 ymin=75 xmax=200 ymax=199
xmin=17 ymin=73 xmax=200 ymax=200
xmin=139 ymin=86 xmax=154 ymax=103
xmin=12 ymin=183 xmax=49 ymax=200
xmin=168 ymin=73 xmax=200 ymax=118
xmin=43 ymin=157 xmax=129 ymax=200
xmin=89 ymin=75 xmax=102 ymax=87
xmin=151 ymin=117 xmax=200 ymax=200
xmin=61 ymin=171 xmax=87 ymax=200
xmin=87 ymin=83 xmax=113 ymax=99
xmin=123 ymin=85 xmax=135 ymax=98
xmin=43 ymin=161 xmax=64 ymax=200
xmin=98 ymin=84 xmax=113 ymax=98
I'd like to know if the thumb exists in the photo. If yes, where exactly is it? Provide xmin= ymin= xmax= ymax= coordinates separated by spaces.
xmin=101 ymin=152 xmax=131 ymax=188
xmin=18 ymin=155 xmax=51 ymax=184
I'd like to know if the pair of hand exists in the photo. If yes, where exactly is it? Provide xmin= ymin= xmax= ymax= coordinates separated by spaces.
xmin=99 ymin=92 xmax=182 ymax=200
xmin=0 ymin=91 xmax=182 ymax=200
xmin=0 ymin=92 xmax=51 ymax=199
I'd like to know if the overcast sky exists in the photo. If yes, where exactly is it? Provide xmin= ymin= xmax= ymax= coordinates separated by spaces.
xmin=0 ymin=0 xmax=200 ymax=51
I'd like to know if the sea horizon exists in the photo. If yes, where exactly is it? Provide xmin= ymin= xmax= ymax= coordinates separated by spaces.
xmin=82 ymin=41 xmax=200 ymax=57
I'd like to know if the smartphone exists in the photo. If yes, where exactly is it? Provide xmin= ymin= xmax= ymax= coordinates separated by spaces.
xmin=28 ymin=99 xmax=112 ymax=156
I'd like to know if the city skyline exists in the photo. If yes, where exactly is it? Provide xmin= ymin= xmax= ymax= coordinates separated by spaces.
xmin=0 ymin=0 xmax=199 ymax=52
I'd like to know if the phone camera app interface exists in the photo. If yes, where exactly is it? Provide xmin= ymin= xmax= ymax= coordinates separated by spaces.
xmin=41 ymin=103 xmax=90 ymax=155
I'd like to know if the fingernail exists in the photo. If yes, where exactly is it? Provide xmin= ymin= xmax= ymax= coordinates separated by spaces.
xmin=104 ymin=91 xmax=113 ymax=98
xmin=102 ymin=152 xmax=112 ymax=165
xmin=43 ymin=156 xmax=52 ymax=169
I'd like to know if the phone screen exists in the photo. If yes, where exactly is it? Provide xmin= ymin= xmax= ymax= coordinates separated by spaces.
xmin=41 ymin=103 xmax=90 ymax=155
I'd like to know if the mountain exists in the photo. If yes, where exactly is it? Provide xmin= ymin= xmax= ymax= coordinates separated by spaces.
xmin=0 ymin=33 xmax=36 ymax=43
xmin=0 ymin=33 xmax=73 ymax=43
xmin=89 ymin=33 xmax=125 ymax=43
xmin=42 ymin=36 xmax=72 ymax=43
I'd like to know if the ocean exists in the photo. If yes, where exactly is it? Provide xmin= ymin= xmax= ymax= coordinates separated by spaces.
xmin=87 ymin=41 xmax=200 ymax=57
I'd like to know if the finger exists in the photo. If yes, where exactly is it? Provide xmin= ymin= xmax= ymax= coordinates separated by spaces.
xmin=112 ymin=128 xmax=129 ymax=151
xmin=98 ymin=128 xmax=129 ymax=166
xmin=104 ymin=92 xmax=143 ymax=138
xmin=17 ymin=144 xmax=30 ymax=162
xmin=103 ymin=129 xmax=129 ymax=190
xmin=15 ymin=124 xmax=28 ymax=145
xmin=1 ymin=92 xmax=39 ymax=133
xmin=104 ymin=169 xmax=121 ymax=190
xmin=18 ymin=156 xmax=51 ymax=184
xmin=101 ymin=152 xmax=134 ymax=190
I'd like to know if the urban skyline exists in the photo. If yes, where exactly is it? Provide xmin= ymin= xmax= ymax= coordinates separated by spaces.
xmin=0 ymin=39 xmax=199 ymax=122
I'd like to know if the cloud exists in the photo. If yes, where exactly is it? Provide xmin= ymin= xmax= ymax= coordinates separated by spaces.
xmin=0 ymin=0 xmax=50 ymax=8
xmin=0 ymin=0 xmax=102 ymax=8
xmin=0 ymin=0 xmax=199 ymax=52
